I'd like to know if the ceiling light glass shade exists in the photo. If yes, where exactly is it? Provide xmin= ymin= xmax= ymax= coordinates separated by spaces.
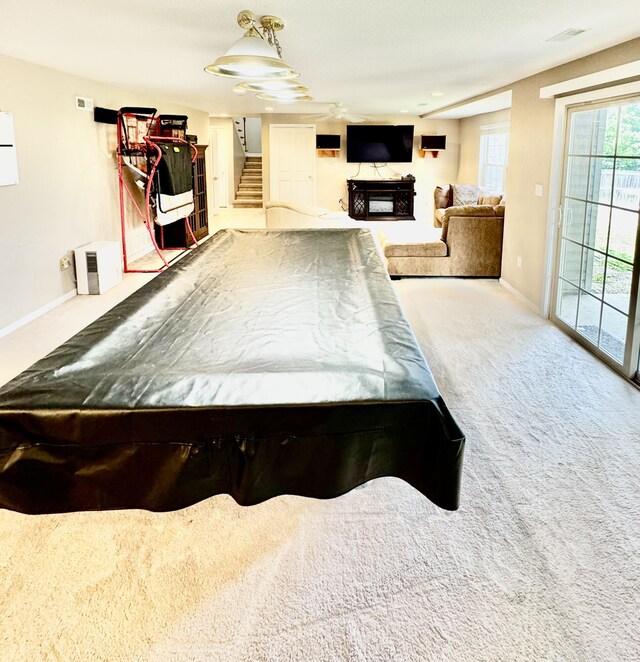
xmin=236 ymin=79 xmax=305 ymax=92
xmin=256 ymin=89 xmax=312 ymax=101
xmin=255 ymin=85 xmax=308 ymax=99
xmin=205 ymin=28 xmax=299 ymax=80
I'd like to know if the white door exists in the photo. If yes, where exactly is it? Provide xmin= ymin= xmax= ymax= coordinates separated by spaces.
xmin=209 ymin=126 xmax=229 ymax=211
xmin=269 ymin=124 xmax=316 ymax=205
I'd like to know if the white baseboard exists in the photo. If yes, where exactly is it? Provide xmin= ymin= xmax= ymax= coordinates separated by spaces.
xmin=499 ymin=278 xmax=543 ymax=316
xmin=0 ymin=289 xmax=78 ymax=340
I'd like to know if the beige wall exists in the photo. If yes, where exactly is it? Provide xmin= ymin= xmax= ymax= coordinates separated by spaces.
xmin=260 ymin=115 xmax=460 ymax=222
xmin=0 ymin=54 xmax=210 ymax=331
xmin=244 ymin=117 xmax=262 ymax=154
xmin=453 ymin=38 xmax=640 ymax=309
xmin=457 ymin=109 xmax=511 ymax=185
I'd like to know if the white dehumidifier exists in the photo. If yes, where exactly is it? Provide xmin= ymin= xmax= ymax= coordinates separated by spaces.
xmin=74 ymin=241 xmax=123 ymax=295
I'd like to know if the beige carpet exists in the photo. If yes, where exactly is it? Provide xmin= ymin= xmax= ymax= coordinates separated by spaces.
xmin=1 ymin=279 xmax=639 ymax=661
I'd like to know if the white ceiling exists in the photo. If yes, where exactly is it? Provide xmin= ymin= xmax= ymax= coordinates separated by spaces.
xmin=1 ymin=0 xmax=639 ymax=117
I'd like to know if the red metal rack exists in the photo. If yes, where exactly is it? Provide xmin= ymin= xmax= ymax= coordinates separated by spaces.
xmin=116 ymin=107 xmax=199 ymax=273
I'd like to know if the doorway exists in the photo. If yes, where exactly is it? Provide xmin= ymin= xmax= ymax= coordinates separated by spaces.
xmin=268 ymin=124 xmax=316 ymax=205
xmin=209 ymin=125 xmax=230 ymax=211
xmin=551 ymin=96 xmax=640 ymax=381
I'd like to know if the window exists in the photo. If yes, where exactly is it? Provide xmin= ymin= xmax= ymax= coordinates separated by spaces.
xmin=478 ymin=123 xmax=509 ymax=192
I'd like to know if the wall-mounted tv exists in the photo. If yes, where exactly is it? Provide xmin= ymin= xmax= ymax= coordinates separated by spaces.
xmin=346 ymin=125 xmax=414 ymax=163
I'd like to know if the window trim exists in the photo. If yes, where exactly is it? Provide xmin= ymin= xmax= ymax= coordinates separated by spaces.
xmin=478 ymin=122 xmax=510 ymax=192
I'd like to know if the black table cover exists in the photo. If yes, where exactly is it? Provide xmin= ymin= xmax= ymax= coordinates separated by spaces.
xmin=0 ymin=229 xmax=465 ymax=514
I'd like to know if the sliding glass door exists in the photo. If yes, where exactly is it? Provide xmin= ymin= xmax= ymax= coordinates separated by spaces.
xmin=552 ymin=97 xmax=640 ymax=381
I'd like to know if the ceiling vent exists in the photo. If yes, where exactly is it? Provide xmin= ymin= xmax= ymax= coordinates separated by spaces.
xmin=547 ymin=28 xmax=589 ymax=42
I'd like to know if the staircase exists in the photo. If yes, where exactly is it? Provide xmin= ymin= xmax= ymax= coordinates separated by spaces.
xmin=234 ymin=156 xmax=263 ymax=208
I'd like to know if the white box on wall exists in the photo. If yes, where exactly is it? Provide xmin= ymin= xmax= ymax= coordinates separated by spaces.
xmin=0 ymin=112 xmax=19 ymax=186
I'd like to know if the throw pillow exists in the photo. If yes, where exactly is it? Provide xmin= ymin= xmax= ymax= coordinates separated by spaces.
xmin=434 ymin=186 xmax=451 ymax=209
xmin=479 ymin=194 xmax=503 ymax=206
xmin=452 ymin=184 xmax=479 ymax=207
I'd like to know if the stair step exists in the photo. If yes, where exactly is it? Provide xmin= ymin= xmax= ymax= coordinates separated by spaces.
xmin=234 ymin=200 xmax=263 ymax=208
xmin=234 ymin=156 xmax=263 ymax=208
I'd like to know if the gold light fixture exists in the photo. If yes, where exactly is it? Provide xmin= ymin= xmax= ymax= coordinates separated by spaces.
xmin=256 ymin=86 xmax=312 ymax=102
xmin=235 ymin=79 xmax=305 ymax=93
xmin=205 ymin=10 xmax=299 ymax=80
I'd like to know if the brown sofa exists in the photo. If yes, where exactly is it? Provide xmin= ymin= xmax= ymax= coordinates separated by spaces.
xmin=379 ymin=201 xmax=505 ymax=277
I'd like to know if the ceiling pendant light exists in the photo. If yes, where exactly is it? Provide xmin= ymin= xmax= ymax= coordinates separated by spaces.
xmin=256 ymin=87 xmax=313 ymax=102
xmin=235 ymin=79 xmax=306 ymax=93
xmin=205 ymin=10 xmax=299 ymax=80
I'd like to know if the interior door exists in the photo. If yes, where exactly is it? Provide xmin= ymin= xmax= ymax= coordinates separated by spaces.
xmin=209 ymin=126 xmax=229 ymax=211
xmin=269 ymin=124 xmax=316 ymax=205
xmin=551 ymin=97 xmax=640 ymax=380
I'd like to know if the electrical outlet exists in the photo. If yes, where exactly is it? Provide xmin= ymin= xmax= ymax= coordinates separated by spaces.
xmin=534 ymin=184 xmax=543 ymax=197
xmin=516 ymin=256 xmax=522 ymax=268
xmin=60 ymin=256 xmax=71 ymax=271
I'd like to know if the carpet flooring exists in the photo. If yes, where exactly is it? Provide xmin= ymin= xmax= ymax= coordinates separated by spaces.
xmin=1 ymin=279 xmax=638 ymax=661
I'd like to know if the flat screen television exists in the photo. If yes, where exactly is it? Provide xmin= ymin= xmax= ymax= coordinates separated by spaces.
xmin=346 ymin=125 xmax=414 ymax=163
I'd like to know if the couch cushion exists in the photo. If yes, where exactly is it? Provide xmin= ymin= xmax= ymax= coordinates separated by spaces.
xmin=441 ymin=205 xmax=498 ymax=242
xmin=384 ymin=240 xmax=447 ymax=258
xmin=379 ymin=226 xmax=447 ymax=258
xmin=434 ymin=208 xmax=446 ymax=227
xmin=479 ymin=194 xmax=503 ymax=206
xmin=443 ymin=204 xmax=497 ymax=220
xmin=451 ymin=184 xmax=480 ymax=207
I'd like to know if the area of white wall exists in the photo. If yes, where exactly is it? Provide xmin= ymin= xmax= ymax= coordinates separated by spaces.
xmin=0 ymin=54 xmax=210 ymax=332
xmin=244 ymin=118 xmax=261 ymax=154
xmin=260 ymin=114 xmax=460 ymax=222
xmin=457 ymin=109 xmax=511 ymax=185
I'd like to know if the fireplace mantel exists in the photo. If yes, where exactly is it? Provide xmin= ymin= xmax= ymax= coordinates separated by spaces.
xmin=347 ymin=178 xmax=416 ymax=221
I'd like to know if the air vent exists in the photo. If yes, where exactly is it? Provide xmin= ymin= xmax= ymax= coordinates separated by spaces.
xmin=547 ymin=28 xmax=589 ymax=42
xmin=75 ymin=96 xmax=94 ymax=111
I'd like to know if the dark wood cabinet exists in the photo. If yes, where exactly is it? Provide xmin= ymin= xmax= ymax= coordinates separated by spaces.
xmin=348 ymin=177 xmax=416 ymax=221
xmin=156 ymin=144 xmax=209 ymax=248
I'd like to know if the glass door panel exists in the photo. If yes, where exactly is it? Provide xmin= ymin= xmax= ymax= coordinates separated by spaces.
xmin=552 ymin=97 xmax=640 ymax=380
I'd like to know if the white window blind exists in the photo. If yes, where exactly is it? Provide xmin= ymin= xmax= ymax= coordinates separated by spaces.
xmin=478 ymin=123 xmax=509 ymax=192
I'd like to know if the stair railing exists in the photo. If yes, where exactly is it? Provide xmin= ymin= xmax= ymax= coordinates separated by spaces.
xmin=234 ymin=118 xmax=247 ymax=154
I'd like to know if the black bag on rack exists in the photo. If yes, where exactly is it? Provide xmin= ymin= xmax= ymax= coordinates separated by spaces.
xmin=155 ymin=143 xmax=193 ymax=196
